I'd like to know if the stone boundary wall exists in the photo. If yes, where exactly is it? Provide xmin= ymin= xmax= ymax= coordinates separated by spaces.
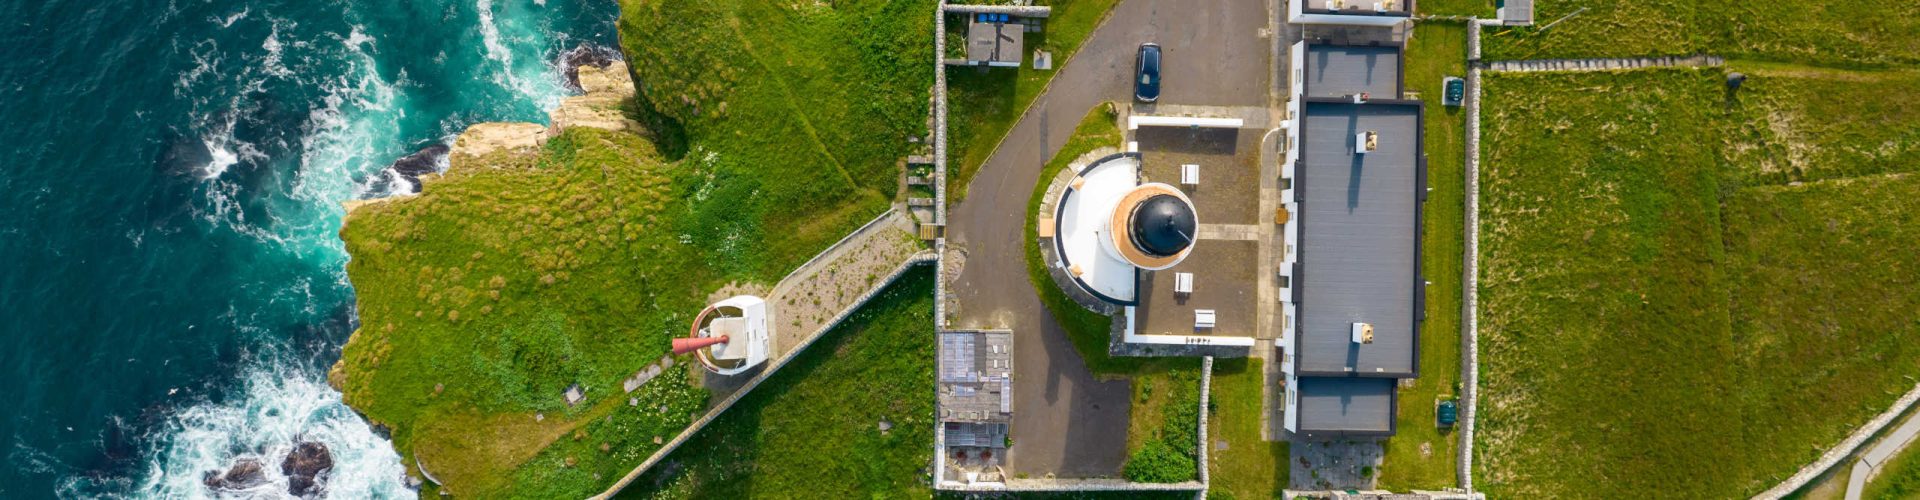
xmin=594 ymin=254 xmax=937 ymax=499
xmin=961 ymin=478 xmax=1206 ymax=493
xmin=1757 ymin=382 xmax=1920 ymax=499
xmin=1198 ymin=356 xmax=1215 ymax=487
xmin=1457 ymin=17 xmax=1494 ymax=494
xmin=941 ymin=4 xmax=1052 ymax=17
xmin=1485 ymin=54 xmax=1723 ymax=73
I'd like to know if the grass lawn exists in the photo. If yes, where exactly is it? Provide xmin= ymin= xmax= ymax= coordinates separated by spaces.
xmin=1477 ymin=68 xmax=1920 ymax=498
xmin=1123 ymin=359 xmax=1205 ymax=483
xmin=1206 ymin=358 xmax=1289 ymax=499
xmin=1416 ymin=0 xmax=1491 ymax=17
xmin=947 ymin=0 xmax=1121 ymax=202
xmin=1376 ymin=20 xmax=1467 ymax=491
xmin=618 ymin=269 xmax=937 ymax=499
xmin=1482 ymin=0 xmax=1920 ymax=67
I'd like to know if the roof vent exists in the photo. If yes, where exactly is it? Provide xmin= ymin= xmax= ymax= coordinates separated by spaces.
xmin=1356 ymin=130 xmax=1379 ymax=154
xmin=1351 ymin=322 xmax=1375 ymax=344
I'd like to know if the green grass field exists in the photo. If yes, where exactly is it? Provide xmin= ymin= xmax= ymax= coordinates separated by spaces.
xmin=1376 ymin=20 xmax=1468 ymax=491
xmin=1206 ymin=358 xmax=1289 ymax=498
xmin=618 ymin=0 xmax=933 ymax=275
xmin=618 ymin=269 xmax=936 ymax=499
xmin=336 ymin=129 xmax=717 ymax=497
xmin=948 ymin=0 xmax=1121 ymax=202
xmin=1483 ymin=0 xmax=1920 ymax=67
xmin=1477 ymin=68 xmax=1920 ymax=498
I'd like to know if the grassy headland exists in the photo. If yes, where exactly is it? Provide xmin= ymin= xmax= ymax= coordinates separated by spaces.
xmin=337 ymin=0 xmax=938 ymax=495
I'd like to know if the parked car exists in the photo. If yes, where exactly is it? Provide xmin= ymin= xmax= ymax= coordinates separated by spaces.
xmin=1135 ymin=43 xmax=1161 ymax=102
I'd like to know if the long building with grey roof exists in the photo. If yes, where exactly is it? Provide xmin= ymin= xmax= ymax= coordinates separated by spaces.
xmin=1279 ymin=40 xmax=1426 ymax=438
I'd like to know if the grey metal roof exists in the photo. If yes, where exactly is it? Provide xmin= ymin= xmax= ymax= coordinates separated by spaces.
xmin=1295 ymin=101 xmax=1420 ymax=377
xmin=966 ymin=21 xmax=1024 ymax=64
xmin=1295 ymin=376 xmax=1396 ymax=434
xmin=1304 ymin=44 xmax=1402 ymax=99
xmin=939 ymin=331 xmax=1014 ymax=423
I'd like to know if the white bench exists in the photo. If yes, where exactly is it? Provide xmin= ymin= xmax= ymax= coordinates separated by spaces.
xmin=1174 ymin=272 xmax=1194 ymax=294
xmin=1181 ymin=164 xmax=1199 ymax=185
xmin=1195 ymin=309 xmax=1216 ymax=329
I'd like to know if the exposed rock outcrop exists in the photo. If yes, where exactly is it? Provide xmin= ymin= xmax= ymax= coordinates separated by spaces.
xmin=202 ymin=458 xmax=267 ymax=491
xmin=450 ymin=122 xmax=549 ymax=159
xmin=282 ymin=441 xmax=334 ymax=497
xmin=551 ymin=61 xmax=641 ymax=134
xmin=560 ymin=45 xmax=622 ymax=91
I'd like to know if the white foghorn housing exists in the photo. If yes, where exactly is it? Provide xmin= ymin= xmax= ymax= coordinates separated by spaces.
xmin=690 ymin=296 xmax=770 ymax=376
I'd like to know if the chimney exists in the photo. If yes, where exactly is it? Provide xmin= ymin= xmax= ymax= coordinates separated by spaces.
xmin=1351 ymin=323 xmax=1374 ymax=344
xmin=672 ymin=335 xmax=730 ymax=355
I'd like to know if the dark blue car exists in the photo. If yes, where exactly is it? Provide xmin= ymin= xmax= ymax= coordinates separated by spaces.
xmin=1135 ymin=43 xmax=1161 ymax=103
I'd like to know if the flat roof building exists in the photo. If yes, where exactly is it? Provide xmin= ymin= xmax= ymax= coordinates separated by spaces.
xmin=1280 ymin=41 xmax=1425 ymax=438
xmin=1288 ymin=0 xmax=1412 ymax=27
xmin=965 ymin=15 xmax=1025 ymax=68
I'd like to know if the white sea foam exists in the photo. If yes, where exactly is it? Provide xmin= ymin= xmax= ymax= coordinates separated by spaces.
xmin=475 ymin=0 xmax=569 ymax=112
xmin=214 ymin=7 xmax=249 ymax=29
xmin=127 ymin=364 xmax=413 ymax=498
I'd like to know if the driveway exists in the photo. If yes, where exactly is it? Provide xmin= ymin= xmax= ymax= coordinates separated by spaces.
xmin=946 ymin=0 xmax=1273 ymax=478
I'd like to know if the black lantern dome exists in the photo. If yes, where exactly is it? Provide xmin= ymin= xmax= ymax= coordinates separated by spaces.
xmin=1128 ymin=194 xmax=1196 ymax=257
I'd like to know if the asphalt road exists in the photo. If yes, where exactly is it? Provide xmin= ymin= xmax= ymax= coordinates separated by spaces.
xmin=946 ymin=0 xmax=1273 ymax=478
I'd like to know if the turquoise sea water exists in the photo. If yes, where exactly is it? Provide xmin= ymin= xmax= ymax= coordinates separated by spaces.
xmin=0 ymin=0 xmax=617 ymax=495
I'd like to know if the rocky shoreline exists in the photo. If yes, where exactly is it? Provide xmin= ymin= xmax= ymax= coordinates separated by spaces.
xmin=343 ymin=49 xmax=640 ymax=216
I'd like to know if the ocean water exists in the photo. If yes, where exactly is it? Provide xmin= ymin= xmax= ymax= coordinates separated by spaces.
xmin=0 ymin=0 xmax=619 ymax=496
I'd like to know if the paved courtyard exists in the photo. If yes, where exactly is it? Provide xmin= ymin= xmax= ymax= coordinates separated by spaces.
xmin=945 ymin=0 xmax=1274 ymax=478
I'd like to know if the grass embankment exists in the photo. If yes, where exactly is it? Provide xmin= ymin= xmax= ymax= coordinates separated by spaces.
xmin=1483 ymin=0 xmax=1920 ymax=67
xmin=1376 ymin=20 xmax=1468 ymax=491
xmin=337 ymin=129 xmax=716 ymax=497
xmin=1477 ymin=68 xmax=1920 ymax=498
xmin=1207 ymin=358 xmax=1289 ymax=498
xmin=338 ymin=0 xmax=936 ymax=495
xmin=947 ymin=0 xmax=1120 ymax=202
xmin=618 ymin=269 xmax=936 ymax=499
